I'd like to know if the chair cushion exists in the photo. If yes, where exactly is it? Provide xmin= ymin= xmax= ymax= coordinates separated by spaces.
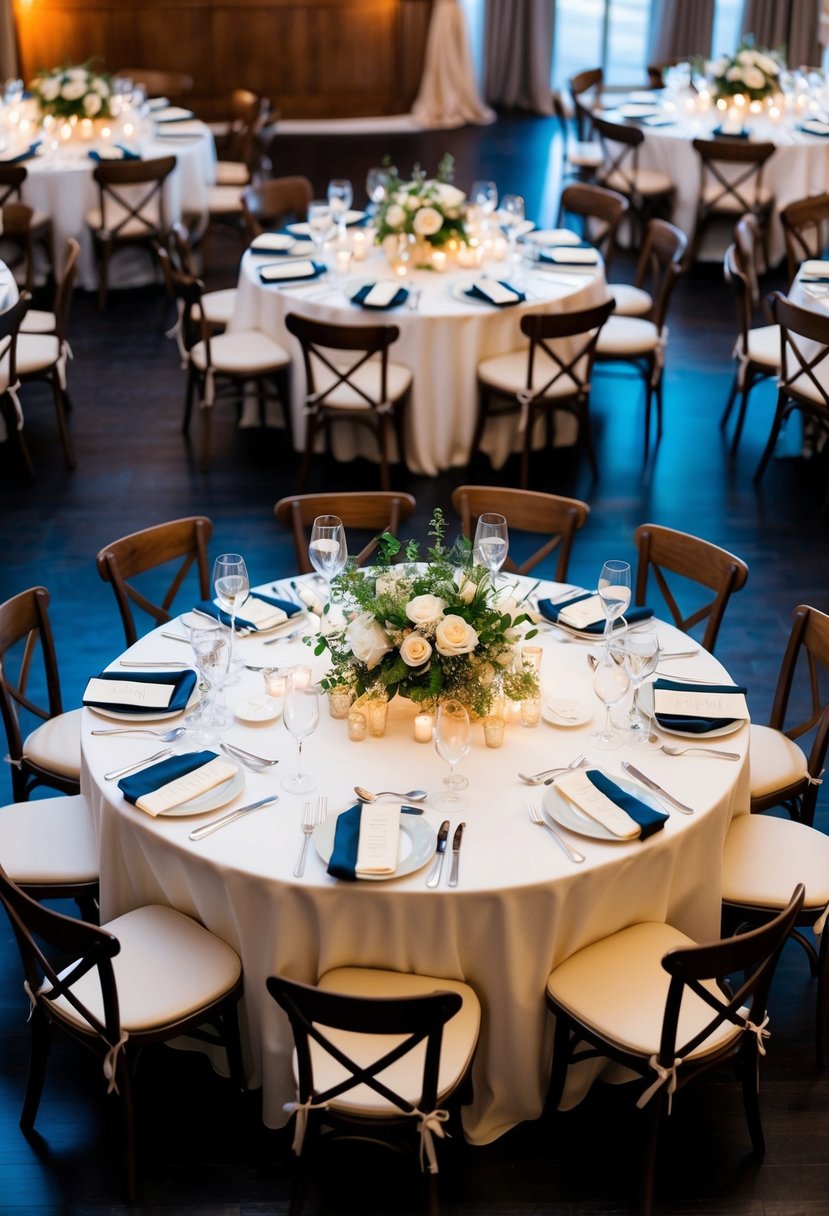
xmin=215 ymin=161 xmax=250 ymax=187
xmin=722 ymin=813 xmax=829 ymax=911
xmin=595 ymin=315 xmax=661 ymax=356
xmin=602 ymin=167 xmax=674 ymax=197
xmin=0 ymin=794 xmax=97 ymax=885
xmin=85 ymin=203 xmax=162 ymax=237
xmin=702 ymin=183 xmax=773 ymax=213
xmin=314 ymin=966 xmax=481 ymax=1116
xmin=312 ymin=360 xmax=413 ymax=411
xmin=16 ymin=333 xmax=61 ymax=375
xmin=567 ymin=141 xmax=604 ymax=169
xmin=608 ymin=283 xmax=652 ymax=318
xmin=749 ymin=723 xmax=808 ymax=798
xmin=744 ymin=324 xmax=780 ymax=370
xmin=190 ymin=329 xmax=290 ymax=375
xmin=201 ymin=288 xmax=238 ymax=328
xmin=20 ymin=309 xmax=57 ymax=334
xmin=50 ymin=904 xmax=242 ymax=1034
xmin=207 ymin=184 xmax=245 ymax=214
xmin=546 ymin=921 xmax=741 ymax=1061
xmin=23 ymin=707 xmax=82 ymax=780
xmin=477 ymin=349 xmax=582 ymax=398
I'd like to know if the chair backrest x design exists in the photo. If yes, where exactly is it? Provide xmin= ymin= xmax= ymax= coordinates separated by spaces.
xmin=558 ymin=182 xmax=628 ymax=270
xmin=92 ymin=155 xmax=176 ymax=239
xmin=724 ymin=242 xmax=754 ymax=353
xmin=780 ymin=191 xmax=829 ymax=288
xmin=518 ymin=297 xmax=616 ymax=407
xmin=769 ymin=290 xmax=829 ymax=414
xmin=96 ymin=516 xmax=213 ymax=646
xmin=0 ymin=164 xmax=27 ymax=207
xmin=593 ymin=113 xmax=646 ymax=196
xmin=275 ymin=491 xmax=416 ymax=572
xmin=692 ymin=138 xmax=775 ymax=214
xmin=568 ymin=67 xmax=603 ymax=140
xmin=634 ymin=523 xmax=749 ymax=653
xmin=632 ymin=218 xmax=687 ymax=330
xmin=242 ymin=175 xmax=314 ymax=239
xmin=451 ymin=485 xmax=589 ymax=581
xmin=285 ymin=312 xmax=401 ymax=414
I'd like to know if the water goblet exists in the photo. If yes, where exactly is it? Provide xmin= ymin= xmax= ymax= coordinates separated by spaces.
xmin=282 ymin=667 xmax=319 ymax=794
xmin=617 ymin=623 xmax=661 ymax=747
xmin=473 ymin=512 xmax=509 ymax=587
xmin=470 ymin=179 xmax=499 ymax=216
xmin=327 ymin=178 xmax=353 ymax=240
xmin=597 ymin=559 xmax=631 ymax=648
xmin=309 ymin=514 xmax=347 ymax=613
xmin=589 ymin=649 xmax=630 ymax=751
xmin=499 ymin=193 xmax=525 ymax=278
xmin=308 ymin=200 xmax=334 ymax=262
xmin=434 ymin=699 xmax=471 ymax=809
xmin=213 ymin=552 xmax=249 ymax=685
xmin=187 ymin=621 xmax=231 ymax=746
xmin=365 ymin=166 xmax=389 ymax=215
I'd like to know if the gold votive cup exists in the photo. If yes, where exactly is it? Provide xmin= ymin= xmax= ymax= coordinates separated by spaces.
xmin=521 ymin=645 xmax=543 ymax=672
xmin=328 ymin=687 xmax=354 ymax=719
xmin=367 ymin=695 xmax=389 ymax=737
xmin=521 ymin=696 xmax=541 ymax=728
xmin=347 ymin=710 xmax=367 ymax=741
xmin=483 ymin=714 xmax=505 ymax=748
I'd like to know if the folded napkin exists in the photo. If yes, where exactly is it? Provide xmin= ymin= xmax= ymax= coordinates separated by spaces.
xmin=557 ymin=768 xmax=668 ymax=840
xmin=351 ymin=281 xmax=408 ymax=309
xmin=194 ymin=591 xmax=301 ymax=631
xmin=799 ymin=119 xmax=829 ymax=137
xmin=153 ymin=122 xmax=205 ymax=138
xmin=537 ymin=591 xmax=652 ymax=634
xmin=146 ymin=96 xmax=171 ymax=110
xmin=652 ymin=678 xmax=749 ymax=734
xmin=616 ymin=104 xmax=660 ymax=120
xmin=540 ymin=247 xmax=600 ymax=266
xmin=153 ymin=106 xmax=196 ymax=122
xmin=249 ymin=232 xmax=295 ymax=254
xmin=259 ymin=259 xmax=324 ymax=284
xmin=466 ymin=279 xmax=525 ymax=307
xmin=88 ymin=144 xmax=140 ymax=162
xmin=328 ymin=803 xmax=422 ymax=881
xmin=118 ymin=750 xmax=236 ymax=816
xmin=800 ymin=259 xmax=829 ymax=281
xmin=642 ymin=115 xmax=676 ymax=127
xmin=529 ymin=229 xmax=583 ymax=248
xmin=0 ymin=141 xmax=40 ymax=165
xmin=712 ymin=124 xmax=749 ymax=139
xmin=83 ymin=669 xmax=196 ymax=713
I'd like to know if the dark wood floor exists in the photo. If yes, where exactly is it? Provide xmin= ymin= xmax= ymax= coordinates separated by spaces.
xmin=1 ymin=112 xmax=829 ymax=1214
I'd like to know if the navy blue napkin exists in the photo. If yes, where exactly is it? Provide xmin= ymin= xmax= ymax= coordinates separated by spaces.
xmin=88 ymin=145 xmax=141 ymax=162
xmin=194 ymin=591 xmax=301 ymax=631
xmin=0 ymin=141 xmax=41 ymax=165
xmin=258 ymin=261 xmax=326 ymax=285
xmin=118 ymin=749 xmax=218 ymax=805
xmin=585 ymin=770 xmax=667 ymax=839
xmin=652 ymin=678 xmax=747 ymax=734
xmin=328 ymin=803 xmax=423 ymax=881
xmin=351 ymin=282 xmax=409 ymax=309
xmin=466 ymin=280 xmax=526 ymax=306
xmin=83 ymin=669 xmax=197 ymax=714
xmin=712 ymin=125 xmax=749 ymax=139
xmin=537 ymin=591 xmax=653 ymax=634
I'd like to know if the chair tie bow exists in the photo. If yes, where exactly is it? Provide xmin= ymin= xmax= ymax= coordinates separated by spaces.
xmin=7 ymin=382 xmax=24 ymax=430
xmin=23 ymin=979 xmax=37 ymax=1021
xmin=102 ymin=1031 xmax=129 ymax=1094
xmin=283 ymin=1097 xmax=329 ymax=1156
xmin=413 ymin=1106 xmax=450 ymax=1174
xmin=743 ymin=1012 xmax=771 ymax=1056
xmin=166 ymin=298 xmax=189 ymax=366
xmin=813 ymin=898 xmax=829 ymax=937
xmin=203 ymin=367 xmax=216 ymax=408
xmin=806 ymin=768 xmax=824 ymax=787
xmin=637 ymin=1054 xmax=682 ymax=1113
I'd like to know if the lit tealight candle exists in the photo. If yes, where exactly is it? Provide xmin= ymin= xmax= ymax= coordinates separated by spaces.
xmin=80 ymin=118 xmax=93 ymax=139
xmin=508 ymin=698 xmax=522 ymax=724
xmin=100 ymin=126 xmax=112 ymax=140
xmin=335 ymin=249 xmax=352 ymax=276
xmin=493 ymin=236 xmax=508 ymax=261
xmin=263 ymin=668 xmax=286 ymax=699
xmin=431 ymin=249 xmax=447 ymax=273
xmin=749 ymin=100 xmax=762 ymax=115
xmin=351 ymin=230 xmax=369 ymax=261
xmin=289 ymin=665 xmax=312 ymax=690
xmin=414 ymin=713 xmax=433 ymax=743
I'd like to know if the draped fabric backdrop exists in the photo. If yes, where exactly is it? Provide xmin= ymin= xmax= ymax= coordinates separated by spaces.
xmin=648 ymin=0 xmax=715 ymax=64
xmin=741 ymin=0 xmax=820 ymax=68
xmin=1 ymin=0 xmax=18 ymax=78
xmin=411 ymin=0 xmax=495 ymax=128
xmin=484 ymin=0 xmax=554 ymax=115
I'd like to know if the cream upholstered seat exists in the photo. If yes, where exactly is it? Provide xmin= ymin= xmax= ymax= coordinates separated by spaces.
xmin=289 ymin=355 xmax=412 ymax=411
xmin=22 ymin=707 xmax=82 ymax=780
xmin=165 ymin=223 xmax=237 ymax=332
xmin=0 ymin=793 xmax=98 ymax=919
xmin=749 ymin=723 xmax=808 ymax=797
xmin=608 ymin=282 xmax=652 ymax=317
xmin=690 ymin=138 xmax=776 ymax=267
xmin=477 ymin=351 xmax=581 ymax=398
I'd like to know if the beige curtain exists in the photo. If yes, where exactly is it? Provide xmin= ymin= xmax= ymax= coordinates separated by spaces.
xmin=648 ymin=0 xmax=715 ymax=63
xmin=411 ymin=0 xmax=495 ymax=127
xmin=1 ymin=0 xmax=18 ymax=79
xmin=484 ymin=0 xmax=554 ymax=114
xmin=741 ymin=0 xmax=820 ymax=68
xmin=821 ymin=0 xmax=829 ymax=45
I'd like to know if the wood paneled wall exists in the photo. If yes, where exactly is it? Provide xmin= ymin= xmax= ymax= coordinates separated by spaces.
xmin=12 ymin=0 xmax=433 ymax=118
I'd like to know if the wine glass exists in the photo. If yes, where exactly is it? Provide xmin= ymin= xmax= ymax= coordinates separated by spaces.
xmin=597 ymin=560 xmax=631 ymax=648
xmin=213 ymin=553 xmax=249 ymax=684
xmin=499 ymin=193 xmax=525 ymax=276
xmin=473 ymin=513 xmax=509 ymax=586
xmin=617 ymin=623 xmax=661 ymax=747
xmin=589 ymin=649 xmax=630 ymax=751
xmin=187 ymin=621 xmax=231 ymax=745
xmin=470 ymin=180 xmax=498 ymax=216
xmin=365 ymin=166 xmax=389 ymax=215
xmin=309 ymin=514 xmax=347 ymax=610
xmin=281 ymin=667 xmax=319 ymax=794
xmin=308 ymin=200 xmax=333 ymax=260
xmin=434 ymin=699 xmax=471 ymax=809
xmin=327 ymin=178 xmax=353 ymax=240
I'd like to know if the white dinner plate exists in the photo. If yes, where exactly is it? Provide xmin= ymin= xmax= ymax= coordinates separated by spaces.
xmin=525 ymin=228 xmax=582 ymax=247
xmin=314 ymin=811 xmax=437 ymax=881
xmin=231 ymin=696 xmax=282 ymax=724
xmin=286 ymin=211 xmax=366 ymax=235
xmin=638 ymin=683 xmax=747 ymax=739
xmin=87 ymin=690 xmax=198 ymax=723
xmin=542 ymin=699 xmax=593 ymax=728
xmin=542 ymin=771 xmax=665 ymax=842
xmin=158 ymin=763 xmax=245 ymax=817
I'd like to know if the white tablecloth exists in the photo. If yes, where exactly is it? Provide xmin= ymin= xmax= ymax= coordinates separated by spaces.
xmin=231 ymin=248 xmax=607 ymax=475
xmin=0 ymin=259 xmax=21 ymax=442
xmin=82 ymin=574 xmax=749 ymax=1144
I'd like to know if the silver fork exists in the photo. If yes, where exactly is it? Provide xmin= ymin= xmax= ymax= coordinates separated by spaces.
xmin=527 ymin=799 xmax=585 ymax=863
xmin=518 ymin=754 xmax=588 ymax=785
xmin=294 ymin=796 xmax=326 ymax=877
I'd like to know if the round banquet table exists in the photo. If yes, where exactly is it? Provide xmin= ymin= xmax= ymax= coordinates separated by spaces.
xmin=82 ymin=572 xmax=750 ymax=1144
xmin=231 ymin=245 xmax=608 ymax=476
xmin=599 ymin=95 xmax=829 ymax=265
xmin=18 ymin=124 xmax=215 ymax=291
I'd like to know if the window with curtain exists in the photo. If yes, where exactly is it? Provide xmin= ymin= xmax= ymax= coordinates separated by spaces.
xmin=551 ymin=0 xmax=650 ymax=88
xmin=712 ymin=0 xmax=743 ymax=56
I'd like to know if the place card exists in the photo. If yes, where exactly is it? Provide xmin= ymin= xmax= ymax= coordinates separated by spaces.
xmin=555 ymin=770 xmax=640 ymax=839
xmin=136 ymin=756 xmax=237 ymax=816
xmin=356 ymin=803 xmax=401 ymax=876
xmin=558 ymin=593 xmax=606 ymax=630
xmin=469 ymin=279 xmax=521 ymax=305
xmin=232 ymin=596 xmax=287 ymax=629
xmin=545 ymin=247 xmax=599 ymax=265
xmin=356 ymin=281 xmax=402 ymax=308
xmin=653 ymin=686 xmax=749 ymax=721
xmin=83 ymin=676 xmax=174 ymax=709
xmin=249 ymin=233 xmax=295 ymax=253
xmin=259 ymin=259 xmax=318 ymax=282
xmin=801 ymin=259 xmax=829 ymax=278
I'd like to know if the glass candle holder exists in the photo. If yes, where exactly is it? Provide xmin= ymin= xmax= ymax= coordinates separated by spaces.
xmin=483 ymin=714 xmax=505 ymax=748
xmin=521 ymin=696 xmax=541 ymax=728
xmin=347 ymin=710 xmax=367 ymax=741
xmin=521 ymin=645 xmax=543 ymax=672
xmin=328 ymin=686 xmax=354 ymax=719
xmin=367 ymin=695 xmax=389 ymax=737
xmin=263 ymin=668 xmax=286 ymax=699
xmin=414 ymin=712 xmax=433 ymax=743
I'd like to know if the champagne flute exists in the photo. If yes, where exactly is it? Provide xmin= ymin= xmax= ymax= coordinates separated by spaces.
xmin=308 ymin=200 xmax=333 ymax=262
xmin=597 ymin=560 xmax=631 ymax=648
xmin=473 ymin=513 xmax=509 ymax=587
xmin=309 ymin=515 xmax=347 ymax=611
xmin=282 ymin=667 xmax=319 ymax=794
xmin=434 ymin=699 xmax=471 ymax=809
xmin=187 ymin=621 xmax=231 ymax=746
xmin=589 ymin=649 xmax=630 ymax=751
xmin=618 ymin=623 xmax=661 ymax=747
xmin=327 ymin=178 xmax=353 ymax=240
xmin=213 ymin=553 xmax=249 ymax=684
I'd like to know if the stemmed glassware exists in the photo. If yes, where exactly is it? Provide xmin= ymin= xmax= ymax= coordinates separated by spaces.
xmin=308 ymin=200 xmax=334 ymax=262
xmin=499 ymin=193 xmax=525 ymax=277
xmin=617 ymin=623 xmax=661 ymax=747
xmin=434 ymin=699 xmax=471 ymax=809
xmin=470 ymin=179 xmax=498 ymax=236
xmin=213 ymin=553 xmax=249 ymax=685
xmin=365 ymin=166 xmax=389 ymax=216
xmin=187 ymin=621 xmax=231 ymax=745
xmin=282 ymin=667 xmax=319 ymax=794
xmin=597 ymin=560 xmax=631 ymax=648
xmin=590 ymin=649 xmax=631 ymax=751
xmin=327 ymin=178 xmax=353 ymax=241
xmin=308 ymin=514 xmax=347 ymax=615
xmin=473 ymin=513 xmax=509 ymax=587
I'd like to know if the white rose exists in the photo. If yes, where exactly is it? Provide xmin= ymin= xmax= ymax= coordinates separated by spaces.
xmin=434 ymin=182 xmax=466 ymax=208
xmin=40 ymin=76 xmax=60 ymax=101
xmin=83 ymin=92 xmax=102 ymax=115
xmin=754 ymin=52 xmax=779 ymax=77
xmin=495 ymin=594 xmax=519 ymax=618
xmin=726 ymin=66 xmax=744 ymax=83
xmin=414 ymin=206 xmax=443 ymax=236
xmin=67 ymin=67 xmax=88 ymax=82
xmin=405 ymin=194 xmax=421 ymax=210
xmin=346 ymin=612 xmax=392 ymax=671
xmin=399 ymin=633 xmax=433 ymax=667
xmin=455 ymin=572 xmax=481 ymax=604
xmin=384 ymin=203 xmax=406 ymax=229
xmin=435 ymin=614 xmax=478 ymax=656
xmin=61 ymin=79 xmax=87 ymax=100
xmin=742 ymin=66 xmax=766 ymax=90
xmin=93 ymin=77 xmax=110 ymax=96
xmin=737 ymin=49 xmax=755 ymax=66
xmin=406 ymin=594 xmax=446 ymax=626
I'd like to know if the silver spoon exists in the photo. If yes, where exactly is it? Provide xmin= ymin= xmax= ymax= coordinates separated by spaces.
xmin=91 ymin=726 xmax=188 ymax=742
xmin=354 ymin=786 xmax=428 ymax=803
xmin=660 ymin=744 xmax=741 ymax=760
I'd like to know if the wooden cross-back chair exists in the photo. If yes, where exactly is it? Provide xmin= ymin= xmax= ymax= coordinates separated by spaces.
xmin=592 ymin=113 xmax=676 ymax=239
xmin=633 ymin=523 xmax=748 ymax=653
xmin=87 ymin=155 xmax=177 ymax=308
xmin=568 ymin=67 xmax=603 ymax=142
xmin=0 ymin=291 xmax=36 ymax=480
xmin=551 ymin=91 xmax=603 ymax=191
xmin=0 ymin=167 xmax=52 ymax=291
xmin=720 ymin=241 xmax=780 ymax=458
xmin=780 ymin=191 xmax=829 ymax=288
xmin=556 ymin=182 xmax=628 ymax=271
xmin=274 ymin=491 xmax=416 ymax=573
xmin=241 ymin=175 xmax=314 ymax=241
xmin=164 ymin=222 xmax=237 ymax=331
xmin=451 ymin=485 xmax=589 ymax=582
xmin=116 ymin=68 xmax=194 ymax=99
xmin=689 ymin=138 xmax=776 ymax=267
xmin=95 ymin=515 xmax=213 ymax=646
xmin=0 ymin=862 xmax=244 ymax=1201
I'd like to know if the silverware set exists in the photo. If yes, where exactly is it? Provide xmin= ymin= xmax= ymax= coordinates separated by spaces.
xmin=527 ymin=800 xmax=585 ymax=863
xmin=425 ymin=821 xmax=466 ymax=887
xmin=518 ymin=754 xmax=589 ymax=786
xmin=294 ymin=796 xmax=327 ymax=877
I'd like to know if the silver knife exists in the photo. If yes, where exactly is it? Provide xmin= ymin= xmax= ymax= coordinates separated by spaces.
xmin=119 ymin=659 xmax=189 ymax=667
xmin=105 ymin=747 xmax=173 ymax=781
xmin=447 ymin=822 xmax=466 ymax=887
xmin=425 ymin=820 xmax=450 ymax=888
xmin=621 ymin=761 xmax=694 ymax=815
xmin=189 ymin=794 xmax=280 ymax=841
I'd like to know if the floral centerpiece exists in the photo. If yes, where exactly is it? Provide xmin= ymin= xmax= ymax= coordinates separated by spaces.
xmin=29 ymin=63 xmax=114 ymax=121
xmin=705 ymin=39 xmax=782 ymax=103
xmin=373 ymin=153 xmax=468 ymax=252
xmin=311 ymin=510 xmax=539 ymax=719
